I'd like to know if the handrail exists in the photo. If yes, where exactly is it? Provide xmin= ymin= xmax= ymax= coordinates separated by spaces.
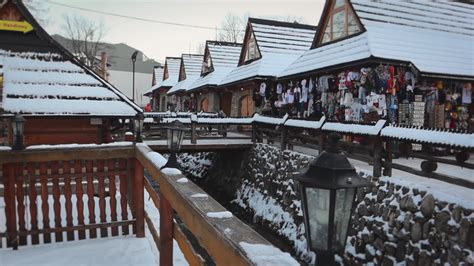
xmin=136 ymin=143 xmax=293 ymax=265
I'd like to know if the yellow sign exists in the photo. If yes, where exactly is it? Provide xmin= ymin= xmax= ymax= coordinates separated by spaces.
xmin=0 ymin=20 xmax=33 ymax=33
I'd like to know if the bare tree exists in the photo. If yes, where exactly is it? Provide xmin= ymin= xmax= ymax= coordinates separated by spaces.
xmin=24 ymin=0 xmax=49 ymax=26
xmin=63 ymin=14 xmax=106 ymax=68
xmin=217 ymin=13 xmax=245 ymax=43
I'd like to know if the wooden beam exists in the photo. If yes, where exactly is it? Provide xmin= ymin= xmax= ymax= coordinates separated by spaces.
xmin=0 ymin=146 xmax=135 ymax=164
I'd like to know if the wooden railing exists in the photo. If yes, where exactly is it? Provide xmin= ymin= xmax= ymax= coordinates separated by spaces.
xmin=1 ymin=143 xmax=296 ymax=265
xmin=0 ymin=145 xmax=143 ymax=250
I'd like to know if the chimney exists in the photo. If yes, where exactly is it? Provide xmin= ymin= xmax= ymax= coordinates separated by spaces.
xmin=101 ymin=52 xmax=108 ymax=81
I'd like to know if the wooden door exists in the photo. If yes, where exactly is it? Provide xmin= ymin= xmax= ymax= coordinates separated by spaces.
xmin=201 ymin=97 xmax=209 ymax=112
xmin=240 ymin=95 xmax=254 ymax=117
xmin=221 ymin=92 xmax=232 ymax=116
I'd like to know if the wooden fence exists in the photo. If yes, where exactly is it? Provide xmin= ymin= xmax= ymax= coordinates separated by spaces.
xmin=0 ymin=145 xmax=143 ymax=250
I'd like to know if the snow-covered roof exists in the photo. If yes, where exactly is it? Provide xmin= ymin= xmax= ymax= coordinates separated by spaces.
xmin=322 ymin=120 xmax=386 ymax=136
xmin=189 ymin=42 xmax=242 ymax=91
xmin=381 ymin=126 xmax=474 ymax=148
xmin=167 ymin=75 xmax=200 ymax=95
xmin=220 ymin=18 xmax=316 ymax=86
xmin=280 ymin=0 xmax=474 ymax=79
xmin=154 ymin=66 xmax=164 ymax=84
xmin=167 ymin=54 xmax=202 ymax=94
xmin=0 ymin=50 xmax=139 ymax=116
xmin=144 ymin=66 xmax=164 ymax=96
xmin=151 ymin=57 xmax=181 ymax=91
xmin=181 ymin=54 xmax=203 ymax=78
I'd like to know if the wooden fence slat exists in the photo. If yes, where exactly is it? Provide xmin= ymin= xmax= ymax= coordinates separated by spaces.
xmin=39 ymin=162 xmax=51 ymax=244
xmin=97 ymin=160 xmax=108 ymax=238
xmin=160 ymin=195 xmax=174 ymax=266
xmin=108 ymin=160 xmax=118 ymax=236
xmin=63 ymin=161 xmax=74 ymax=241
xmin=76 ymin=160 xmax=86 ymax=240
xmin=86 ymin=160 xmax=97 ymax=239
xmin=127 ymin=158 xmax=136 ymax=235
xmin=119 ymin=159 xmax=129 ymax=235
xmin=134 ymin=159 xmax=145 ymax=238
xmin=4 ymin=163 xmax=18 ymax=249
xmin=27 ymin=163 xmax=39 ymax=245
xmin=51 ymin=162 xmax=62 ymax=243
xmin=15 ymin=163 xmax=27 ymax=246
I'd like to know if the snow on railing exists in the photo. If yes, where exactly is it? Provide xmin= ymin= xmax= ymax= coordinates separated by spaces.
xmin=381 ymin=126 xmax=474 ymax=148
xmin=322 ymin=120 xmax=386 ymax=136
xmin=284 ymin=116 xmax=325 ymax=130
xmin=253 ymin=113 xmax=288 ymax=125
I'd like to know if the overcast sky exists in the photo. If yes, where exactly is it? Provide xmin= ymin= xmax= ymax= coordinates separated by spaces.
xmin=41 ymin=0 xmax=325 ymax=64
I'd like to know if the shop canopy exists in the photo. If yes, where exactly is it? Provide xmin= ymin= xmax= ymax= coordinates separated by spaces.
xmin=167 ymin=54 xmax=202 ymax=95
xmin=0 ymin=0 xmax=141 ymax=117
xmin=219 ymin=18 xmax=317 ymax=87
xmin=279 ymin=0 xmax=474 ymax=80
xmin=188 ymin=41 xmax=242 ymax=92
xmin=146 ymin=57 xmax=181 ymax=95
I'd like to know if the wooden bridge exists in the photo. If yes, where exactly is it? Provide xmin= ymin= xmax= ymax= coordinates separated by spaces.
xmin=144 ymin=112 xmax=474 ymax=189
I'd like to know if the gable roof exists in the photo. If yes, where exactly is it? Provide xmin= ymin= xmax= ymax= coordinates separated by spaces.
xmin=143 ymin=65 xmax=164 ymax=96
xmin=0 ymin=0 xmax=141 ymax=117
xmin=146 ymin=57 xmax=181 ymax=95
xmin=280 ymin=0 xmax=474 ymax=79
xmin=188 ymin=41 xmax=242 ymax=92
xmin=220 ymin=18 xmax=316 ymax=86
xmin=168 ymin=54 xmax=203 ymax=95
xmin=154 ymin=66 xmax=164 ymax=84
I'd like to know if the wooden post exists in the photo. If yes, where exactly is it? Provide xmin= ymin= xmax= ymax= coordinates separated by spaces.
xmin=191 ymin=121 xmax=197 ymax=144
xmin=134 ymin=158 xmax=145 ymax=238
xmin=383 ymin=139 xmax=393 ymax=177
xmin=280 ymin=125 xmax=287 ymax=150
xmin=373 ymin=137 xmax=383 ymax=178
xmin=160 ymin=195 xmax=174 ymax=266
xmin=318 ymin=131 xmax=326 ymax=155
xmin=251 ymin=122 xmax=257 ymax=144
xmin=4 ymin=163 xmax=18 ymax=249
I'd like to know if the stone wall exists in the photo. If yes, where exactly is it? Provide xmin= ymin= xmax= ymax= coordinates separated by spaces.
xmin=197 ymin=91 xmax=220 ymax=113
xmin=232 ymin=144 xmax=474 ymax=265
xmin=230 ymin=88 xmax=252 ymax=117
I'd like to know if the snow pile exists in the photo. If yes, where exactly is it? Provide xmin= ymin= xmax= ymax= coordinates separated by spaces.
xmin=239 ymin=242 xmax=299 ymax=266
xmin=25 ymin=142 xmax=133 ymax=150
xmin=322 ymin=120 xmax=386 ymax=136
xmin=206 ymin=211 xmax=233 ymax=219
xmin=176 ymin=177 xmax=189 ymax=183
xmin=196 ymin=117 xmax=253 ymax=125
xmin=381 ymin=126 xmax=474 ymax=148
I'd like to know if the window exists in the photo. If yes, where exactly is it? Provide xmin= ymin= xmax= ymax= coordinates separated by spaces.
xmin=245 ymin=33 xmax=259 ymax=62
xmin=179 ymin=64 xmax=186 ymax=81
xmin=319 ymin=0 xmax=362 ymax=45
xmin=164 ymin=65 xmax=169 ymax=80
xmin=202 ymin=50 xmax=213 ymax=75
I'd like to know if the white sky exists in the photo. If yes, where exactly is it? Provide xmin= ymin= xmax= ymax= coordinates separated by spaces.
xmin=42 ymin=0 xmax=325 ymax=64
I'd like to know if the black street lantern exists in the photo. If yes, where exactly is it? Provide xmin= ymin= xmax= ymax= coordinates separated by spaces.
xmin=133 ymin=113 xmax=145 ymax=143
xmin=12 ymin=114 xmax=26 ymax=150
xmin=131 ymin=50 xmax=139 ymax=102
xmin=295 ymin=133 xmax=373 ymax=265
xmin=161 ymin=120 xmax=186 ymax=169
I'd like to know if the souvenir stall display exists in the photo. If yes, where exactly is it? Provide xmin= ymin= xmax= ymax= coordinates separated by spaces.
xmin=277 ymin=64 xmax=472 ymax=131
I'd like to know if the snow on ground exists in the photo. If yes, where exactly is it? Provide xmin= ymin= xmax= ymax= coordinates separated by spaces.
xmin=0 ymin=190 xmax=189 ymax=265
xmin=273 ymin=143 xmax=474 ymax=209
xmin=0 ymin=232 xmax=159 ymax=266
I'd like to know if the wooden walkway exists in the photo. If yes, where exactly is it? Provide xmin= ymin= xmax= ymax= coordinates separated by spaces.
xmin=145 ymin=138 xmax=253 ymax=152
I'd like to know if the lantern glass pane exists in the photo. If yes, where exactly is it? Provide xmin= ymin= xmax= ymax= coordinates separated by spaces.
xmin=176 ymin=128 xmax=185 ymax=151
xmin=306 ymin=187 xmax=330 ymax=251
xmin=167 ymin=128 xmax=175 ymax=150
xmin=332 ymin=188 xmax=355 ymax=250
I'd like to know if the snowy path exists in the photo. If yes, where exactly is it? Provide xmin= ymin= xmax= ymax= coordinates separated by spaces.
xmin=0 ymin=189 xmax=189 ymax=265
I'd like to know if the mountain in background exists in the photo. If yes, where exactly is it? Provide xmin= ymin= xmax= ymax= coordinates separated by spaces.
xmin=52 ymin=34 xmax=161 ymax=74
